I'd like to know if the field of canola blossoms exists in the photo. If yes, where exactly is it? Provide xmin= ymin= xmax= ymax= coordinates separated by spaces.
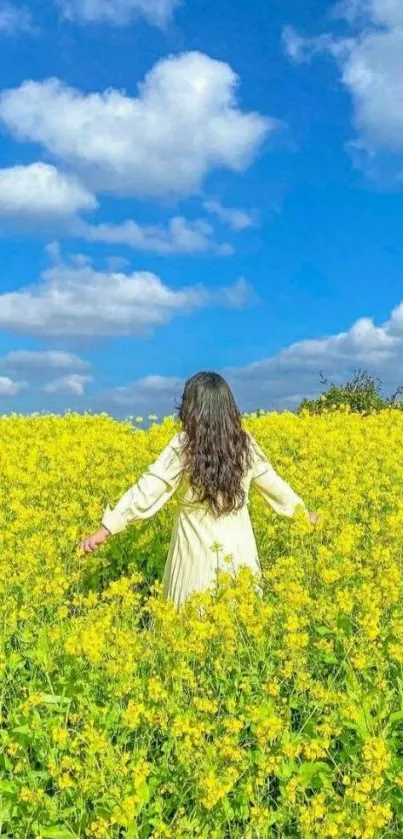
xmin=2 ymin=409 xmax=403 ymax=839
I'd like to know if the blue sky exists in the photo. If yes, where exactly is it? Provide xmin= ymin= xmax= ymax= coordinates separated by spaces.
xmin=1 ymin=0 xmax=403 ymax=417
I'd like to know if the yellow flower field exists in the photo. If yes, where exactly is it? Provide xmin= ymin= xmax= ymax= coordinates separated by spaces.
xmin=1 ymin=409 xmax=403 ymax=838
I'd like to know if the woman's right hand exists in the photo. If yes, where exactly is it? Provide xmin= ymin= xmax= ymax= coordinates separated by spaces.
xmin=78 ymin=526 xmax=110 ymax=553
xmin=308 ymin=511 xmax=321 ymax=526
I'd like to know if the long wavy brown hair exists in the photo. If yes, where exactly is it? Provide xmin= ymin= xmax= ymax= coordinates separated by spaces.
xmin=178 ymin=372 xmax=252 ymax=516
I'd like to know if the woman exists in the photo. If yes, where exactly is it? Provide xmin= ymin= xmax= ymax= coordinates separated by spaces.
xmin=79 ymin=372 xmax=316 ymax=607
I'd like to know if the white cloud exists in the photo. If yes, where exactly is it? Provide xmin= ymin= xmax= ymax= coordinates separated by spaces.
xmin=358 ymin=0 xmax=403 ymax=26
xmin=282 ymin=26 xmax=348 ymax=64
xmin=203 ymin=199 xmax=254 ymax=231
xmin=104 ymin=374 xmax=183 ymax=411
xmin=224 ymin=302 xmax=403 ymax=410
xmin=0 ymin=375 xmax=26 ymax=396
xmin=341 ymin=27 xmax=403 ymax=153
xmin=0 ymin=2 xmax=32 ymax=35
xmin=0 ymin=258 xmax=254 ymax=338
xmin=99 ymin=300 xmax=403 ymax=415
xmin=0 ymin=349 xmax=90 ymax=376
xmin=81 ymin=216 xmax=233 ymax=255
xmin=43 ymin=374 xmax=93 ymax=396
xmin=0 ymin=163 xmax=97 ymax=218
xmin=0 ymin=52 xmax=273 ymax=199
xmin=219 ymin=277 xmax=256 ymax=309
xmin=284 ymin=2 xmax=403 ymax=159
xmin=56 ymin=0 xmax=179 ymax=27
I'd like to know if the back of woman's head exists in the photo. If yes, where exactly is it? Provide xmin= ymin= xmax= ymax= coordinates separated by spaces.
xmin=178 ymin=371 xmax=251 ymax=516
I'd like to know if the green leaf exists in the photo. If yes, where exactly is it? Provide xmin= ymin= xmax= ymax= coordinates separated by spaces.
xmin=318 ymin=653 xmax=339 ymax=664
xmin=298 ymin=761 xmax=332 ymax=790
xmin=138 ymin=781 xmax=150 ymax=805
xmin=316 ymin=625 xmax=331 ymax=636
xmin=0 ymin=803 xmax=12 ymax=821
xmin=7 ymin=653 xmax=25 ymax=672
xmin=0 ymin=779 xmax=18 ymax=795
xmin=278 ymin=759 xmax=297 ymax=781
xmin=11 ymin=725 xmax=31 ymax=735
xmin=337 ymin=614 xmax=354 ymax=636
xmin=256 ymin=702 xmax=275 ymax=720
xmin=222 ymin=799 xmax=235 ymax=819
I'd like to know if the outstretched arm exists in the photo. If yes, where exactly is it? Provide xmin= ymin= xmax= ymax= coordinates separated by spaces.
xmin=79 ymin=434 xmax=183 ymax=553
xmin=249 ymin=435 xmax=308 ymax=518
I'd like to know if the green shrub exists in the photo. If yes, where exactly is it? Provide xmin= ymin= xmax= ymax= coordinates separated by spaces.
xmin=298 ymin=369 xmax=403 ymax=415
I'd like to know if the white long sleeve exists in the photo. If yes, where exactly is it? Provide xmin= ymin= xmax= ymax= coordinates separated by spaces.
xmin=249 ymin=434 xmax=306 ymax=517
xmin=101 ymin=434 xmax=184 ymax=535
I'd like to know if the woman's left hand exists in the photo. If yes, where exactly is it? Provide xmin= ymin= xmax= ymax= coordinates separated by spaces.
xmin=78 ymin=526 xmax=110 ymax=553
xmin=308 ymin=511 xmax=321 ymax=526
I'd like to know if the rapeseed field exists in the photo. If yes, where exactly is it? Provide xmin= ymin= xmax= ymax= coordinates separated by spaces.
xmin=1 ymin=410 xmax=403 ymax=838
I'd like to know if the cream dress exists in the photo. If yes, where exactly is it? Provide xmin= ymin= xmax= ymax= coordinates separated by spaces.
xmin=101 ymin=433 xmax=306 ymax=608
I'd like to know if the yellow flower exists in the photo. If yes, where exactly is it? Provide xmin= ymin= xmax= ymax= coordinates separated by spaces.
xmin=4 ymin=410 xmax=403 ymax=836
xmin=122 ymin=700 xmax=146 ymax=729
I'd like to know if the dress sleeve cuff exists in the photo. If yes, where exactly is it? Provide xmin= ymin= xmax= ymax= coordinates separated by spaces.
xmin=101 ymin=505 xmax=128 ymax=535
xmin=293 ymin=497 xmax=307 ymax=515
